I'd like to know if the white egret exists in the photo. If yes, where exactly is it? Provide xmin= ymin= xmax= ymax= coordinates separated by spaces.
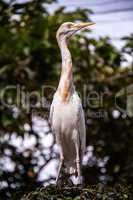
xmin=49 ymin=22 xmax=95 ymax=184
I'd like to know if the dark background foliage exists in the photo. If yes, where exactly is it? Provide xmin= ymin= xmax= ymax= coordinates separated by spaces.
xmin=0 ymin=0 xmax=133 ymax=199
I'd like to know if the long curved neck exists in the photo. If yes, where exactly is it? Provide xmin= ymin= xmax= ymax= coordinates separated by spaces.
xmin=57 ymin=39 xmax=74 ymax=101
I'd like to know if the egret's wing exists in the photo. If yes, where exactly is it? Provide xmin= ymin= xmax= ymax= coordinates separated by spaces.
xmin=73 ymin=91 xmax=86 ymax=158
xmin=77 ymin=105 xmax=86 ymax=158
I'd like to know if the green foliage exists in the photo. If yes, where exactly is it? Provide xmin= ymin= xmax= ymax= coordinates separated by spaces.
xmin=0 ymin=0 xmax=133 ymax=200
xmin=21 ymin=185 xmax=132 ymax=200
xmin=122 ymin=34 xmax=133 ymax=55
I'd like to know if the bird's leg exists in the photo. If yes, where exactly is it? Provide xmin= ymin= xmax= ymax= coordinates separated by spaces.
xmin=56 ymin=156 xmax=64 ymax=183
xmin=75 ymin=133 xmax=81 ymax=184
xmin=75 ymin=143 xmax=81 ymax=185
xmin=56 ymin=146 xmax=64 ymax=184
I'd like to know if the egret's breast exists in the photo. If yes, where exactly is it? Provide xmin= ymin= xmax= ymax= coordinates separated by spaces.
xmin=52 ymin=91 xmax=81 ymax=133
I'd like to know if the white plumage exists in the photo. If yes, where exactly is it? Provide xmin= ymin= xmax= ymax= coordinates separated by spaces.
xmin=49 ymin=22 xmax=95 ymax=184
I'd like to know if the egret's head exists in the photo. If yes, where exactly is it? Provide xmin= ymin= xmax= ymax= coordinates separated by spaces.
xmin=56 ymin=22 xmax=95 ymax=44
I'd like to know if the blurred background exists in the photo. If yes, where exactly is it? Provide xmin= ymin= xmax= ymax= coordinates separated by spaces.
xmin=0 ymin=0 xmax=133 ymax=199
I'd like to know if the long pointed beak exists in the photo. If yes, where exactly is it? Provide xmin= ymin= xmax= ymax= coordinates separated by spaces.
xmin=73 ymin=22 xmax=95 ymax=30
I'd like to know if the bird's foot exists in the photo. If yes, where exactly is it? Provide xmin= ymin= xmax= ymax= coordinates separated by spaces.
xmin=67 ymin=177 xmax=74 ymax=187
xmin=56 ymin=173 xmax=74 ymax=188
xmin=56 ymin=177 xmax=64 ymax=188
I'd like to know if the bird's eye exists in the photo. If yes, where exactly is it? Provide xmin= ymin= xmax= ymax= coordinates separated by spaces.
xmin=59 ymin=32 xmax=64 ymax=36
